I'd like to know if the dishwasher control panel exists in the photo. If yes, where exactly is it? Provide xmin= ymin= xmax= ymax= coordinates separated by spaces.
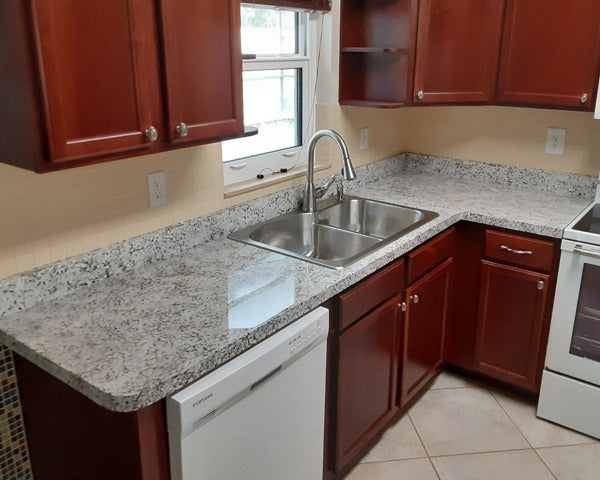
xmin=287 ymin=317 xmax=324 ymax=357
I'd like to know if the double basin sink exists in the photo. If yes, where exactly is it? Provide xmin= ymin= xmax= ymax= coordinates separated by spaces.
xmin=229 ymin=196 xmax=438 ymax=269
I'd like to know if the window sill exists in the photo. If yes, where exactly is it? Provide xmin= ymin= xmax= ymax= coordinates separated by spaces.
xmin=223 ymin=162 xmax=332 ymax=199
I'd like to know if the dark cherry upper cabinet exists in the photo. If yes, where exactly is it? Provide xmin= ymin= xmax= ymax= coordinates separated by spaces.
xmin=335 ymin=297 xmax=400 ymax=473
xmin=413 ymin=0 xmax=505 ymax=104
xmin=339 ymin=0 xmax=419 ymax=107
xmin=474 ymin=261 xmax=550 ymax=391
xmin=400 ymin=258 xmax=452 ymax=406
xmin=498 ymin=0 xmax=600 ymax=110
xmin=0 ymin=0 xmax=163 ymax=170
xmin=0 ymin=0 xmax=246 ymax=172
xmin=160 ymin=0 xmax=244 ymax=144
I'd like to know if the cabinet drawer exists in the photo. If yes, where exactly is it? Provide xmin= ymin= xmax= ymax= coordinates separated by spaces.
xmin=339 ymin=259 xmax=404 ymax=331
xmin=407 ymin=227 xmax=455 ymax=284
xmin=484 ymin=230 xmax=555 ymax=272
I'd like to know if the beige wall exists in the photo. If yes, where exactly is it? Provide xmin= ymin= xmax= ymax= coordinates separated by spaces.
xmin=0 ymin=104 xmax=598 ymax=280
xmin=403 ymin=106 xmax=600 ymax=176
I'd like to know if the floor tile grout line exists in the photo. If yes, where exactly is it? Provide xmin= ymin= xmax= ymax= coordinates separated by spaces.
xmin=488 ymin=389 xmax=559 ymax=480
xmin=488 ymin=388 xmax=535 ymax=449
xmin=428 ymin=446 xmax=534 ymax=459
xmin=407 ymin=408 xmax=432 ymax=458
xmin=531 ymin=448 xmax=560 ymax=480
xmin=427 ymin=456 xmax=442 ymax=480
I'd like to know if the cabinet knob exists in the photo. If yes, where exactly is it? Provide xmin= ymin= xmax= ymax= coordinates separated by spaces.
xmin=410 ymin=294 xmax=420 ymax=304
xmin=176 ymin=123 xmax=190 ymax=137
xmin=581 ymin=93 xmax=588 ymax=103
xmin=537 ymin=281 xmax=545 ymax=291
xmin=398 ymin=302 xmax=407 ymax=312
xmin=144 ymin=126 xmax=159 ymax=142
xmin=417 ymin=90 xmax=425 ymax=100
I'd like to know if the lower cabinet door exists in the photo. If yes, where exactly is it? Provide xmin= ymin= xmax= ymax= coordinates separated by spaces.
xmin=474 ymin=260 xmax=549 ymax=390
xmin=400 ymin=258 xmax=453 ymax=406
xmin=335 ymin=297 xmax=400 ymax=472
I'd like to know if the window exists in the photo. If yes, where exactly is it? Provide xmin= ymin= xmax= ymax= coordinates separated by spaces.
xmin=222 ymin=5 xmax=315 ymax=185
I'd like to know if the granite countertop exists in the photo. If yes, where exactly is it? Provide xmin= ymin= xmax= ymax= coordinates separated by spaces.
xmin=0 ymin=159 xmax=594 ymax=412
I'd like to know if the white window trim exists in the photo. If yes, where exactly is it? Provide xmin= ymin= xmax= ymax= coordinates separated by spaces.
xmin=223 ymin=12 xmax=322 ymax=186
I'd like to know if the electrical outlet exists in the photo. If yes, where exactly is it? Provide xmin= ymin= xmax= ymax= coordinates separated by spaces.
xmin=147 ymin=172 xmax=167 ymax=207
xmin=545 ymin=128 xmax=566 ymax=155
xmin=360 ymin=128 xmax=369 ymax=151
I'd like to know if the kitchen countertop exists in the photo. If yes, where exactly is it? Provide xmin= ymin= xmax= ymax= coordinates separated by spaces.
xmin=0 ymin=161 xmax=593 ymax=412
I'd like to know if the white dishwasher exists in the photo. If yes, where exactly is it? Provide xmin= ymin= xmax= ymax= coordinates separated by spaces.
xmin=166 ymin=307 xmax=328 ymax=480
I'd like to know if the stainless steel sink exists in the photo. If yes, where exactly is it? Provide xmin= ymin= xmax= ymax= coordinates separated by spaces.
xmin=318 ymin=197 xmax=434 ymax=239
xmin=228 ymin=196 xmax=438 ymax=269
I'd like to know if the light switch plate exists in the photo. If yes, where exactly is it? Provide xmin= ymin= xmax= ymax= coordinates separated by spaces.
xmin=545 ymin=128 xmax=566 ymax=155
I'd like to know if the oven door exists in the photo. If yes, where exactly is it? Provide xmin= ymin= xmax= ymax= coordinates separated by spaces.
xmin=545 ymin=239 xmax=600 ymax=386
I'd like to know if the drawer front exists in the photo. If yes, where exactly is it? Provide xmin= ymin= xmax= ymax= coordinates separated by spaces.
xmin=407 ymin=227 xmax=455 ymax=284
xmin=484 ymin=230 xmax=555 ymax=272
xmin=339 ymin=259 xmax=404 ymax=331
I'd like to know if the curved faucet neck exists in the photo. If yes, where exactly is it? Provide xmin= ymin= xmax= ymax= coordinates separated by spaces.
xmin=303 ymin=130 xmax=356 ymax=213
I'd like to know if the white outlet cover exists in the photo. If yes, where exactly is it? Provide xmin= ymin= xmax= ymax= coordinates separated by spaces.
xmin=545 ymin=128 xmax=566 ymax=155
xmin=148 ymin=172 xmax=167 ymax=207
xmin=360 ymin=128 xmax=369 ymax=151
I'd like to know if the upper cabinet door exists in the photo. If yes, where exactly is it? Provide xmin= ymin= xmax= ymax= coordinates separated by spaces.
xmin=498 ymin=0 xmax=600 ymax=110
xmin=413 ymin=0 xmax=505 ymax=104
xmin=160 ymin=0 xmax=244 ymax=144
xmin=32 ymin=0 xmax=163 ymax=163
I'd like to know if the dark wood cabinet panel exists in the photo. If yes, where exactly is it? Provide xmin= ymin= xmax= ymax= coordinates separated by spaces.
xmin=334 ymin=297 xmax=400 ymax=472
xmin=160 ymin=0 xmax=244 ymax=143
xmin=444 ymin=223 xmax=485 ymax=369
xmin=15 ymin=355 xmax=169 ymax=480
xmin=1 ymin=0 xmax=247 ymax=171
xmin=474 ymin=260 xmax=550 ymax=390
xmin=31 ymin=0 xmax=163 ymax=163
xmin=484 ymin=229 xmax=555 ymax=273
xmin=338 ymin=259 xmax=404 ymax=330
xmin=407 ymin=226 xmax=455 ymax=283
xmin=498 ymin=0 xmax=600 ymax=110
xmin=339 ymin=0 xmax=418 ymax=107
xmin=400 ymin=257 xmax=453 ymax=406
xmin=413 ymin=0 xmax=505 ymax=104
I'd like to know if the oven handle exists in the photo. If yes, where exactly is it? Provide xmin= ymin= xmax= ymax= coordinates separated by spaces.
xmin=573 ymin=245 xmax=600 ymax=259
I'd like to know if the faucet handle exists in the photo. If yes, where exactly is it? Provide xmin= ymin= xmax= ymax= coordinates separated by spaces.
xmin=314 ymin=175 xmax=336 ymax=199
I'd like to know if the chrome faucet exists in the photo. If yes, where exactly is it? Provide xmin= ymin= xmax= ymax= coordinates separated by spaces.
xmin=302 ymin=130 xmax=357 ymax=212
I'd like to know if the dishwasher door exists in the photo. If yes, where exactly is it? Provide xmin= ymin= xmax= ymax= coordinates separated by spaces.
xmin=166 ymin=307 xmax=328 ymax=480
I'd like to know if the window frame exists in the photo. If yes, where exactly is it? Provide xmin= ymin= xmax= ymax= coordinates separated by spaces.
xmin=222 ymin=10 xmax=317 ymax=186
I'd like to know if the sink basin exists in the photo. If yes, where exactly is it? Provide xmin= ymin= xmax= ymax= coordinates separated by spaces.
xmin=228 ymin=196 xmax=438 ymax=269
xmin=318 ymin=197 xmax=434 ymax=239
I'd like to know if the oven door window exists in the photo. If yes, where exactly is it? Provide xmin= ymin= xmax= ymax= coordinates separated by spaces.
xmin=570 ymin=264 xmax=600 ymax=362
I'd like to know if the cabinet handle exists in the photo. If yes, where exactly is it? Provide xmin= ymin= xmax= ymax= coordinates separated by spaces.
xmin=176 ymin=123 xmax=189 ymax=137
xmin=410 ymin=294 xmax=420 ymax=304
xmin=500 ymin=245 xmax=532 ymax=256
xmin=398 ymin=302 xmax=407 ymax=312
xmin=581 ymin=93 xmax=588 ymax=103
xmin=417 ymin=90 xmax=425 ymax=100
xmin=144 ymin=126 xmax=159 ymax=142
xmin=537 ymin=281 xmax=545 ymax=291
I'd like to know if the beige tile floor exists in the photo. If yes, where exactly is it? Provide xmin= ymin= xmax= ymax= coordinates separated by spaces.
xmin=345 ymin=371 xmax=599 ymax=480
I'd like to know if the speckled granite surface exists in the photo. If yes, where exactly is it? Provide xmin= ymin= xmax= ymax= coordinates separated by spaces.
xmin=0 ymin=156 xmax=595 ymax=411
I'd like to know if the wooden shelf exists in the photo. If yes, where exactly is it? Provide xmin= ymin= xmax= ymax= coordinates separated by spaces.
xmin=340 ymin=99 xmax=407 ymax=108
xmin=339 ymin=0 xmax=418 ymax=108
xmin=341 ymin=47 xmax=409 ymax=54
